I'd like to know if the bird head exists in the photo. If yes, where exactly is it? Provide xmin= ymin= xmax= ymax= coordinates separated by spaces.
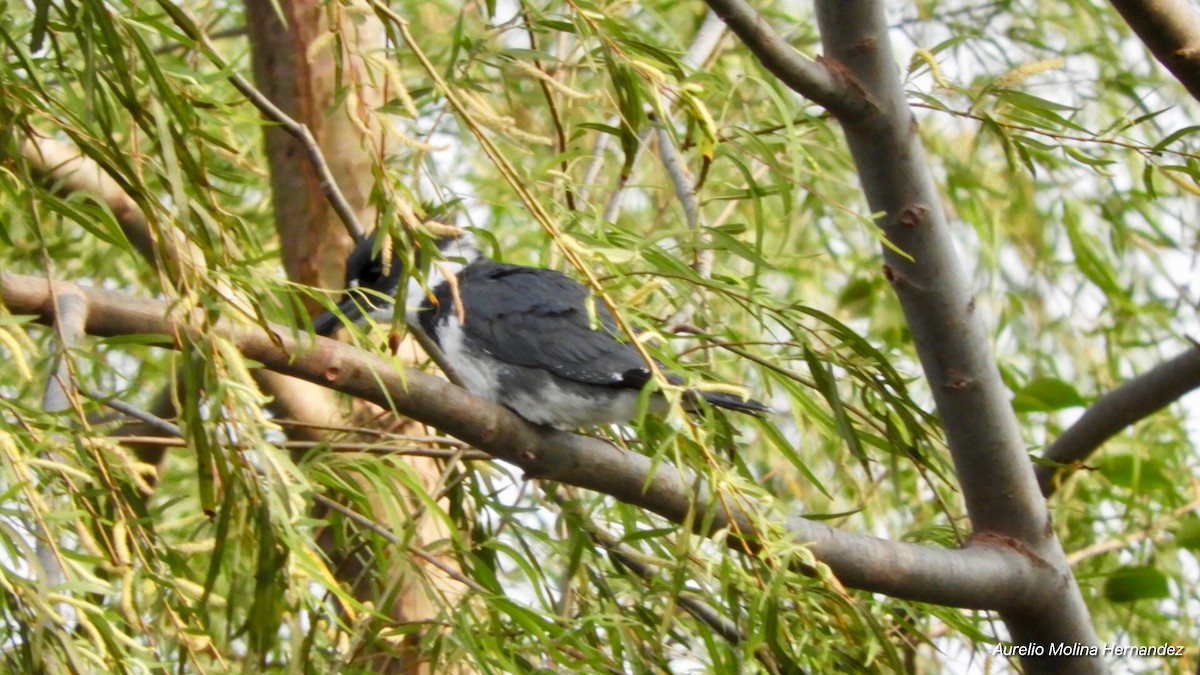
xmin=313 ymin=230 xmax=479 ymax=336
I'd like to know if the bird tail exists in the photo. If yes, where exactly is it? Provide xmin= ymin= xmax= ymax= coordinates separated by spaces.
xmin=692 ymin=390 xmax=772 ymax=415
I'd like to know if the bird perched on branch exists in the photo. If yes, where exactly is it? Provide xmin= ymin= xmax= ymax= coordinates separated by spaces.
xmin=313 ymin=230 xmax=769 ymax=429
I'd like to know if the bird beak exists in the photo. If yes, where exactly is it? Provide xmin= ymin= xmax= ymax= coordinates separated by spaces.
xmin=312 ymin=293 xmax=369 ymax=337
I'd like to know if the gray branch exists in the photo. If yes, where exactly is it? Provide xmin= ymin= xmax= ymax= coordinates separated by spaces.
xmin=1038 ymin=345 xmax=1200 ymax=495
xmin=1109 ymin=0 xmax=1200 ymax=103
xmin=708 ymin=0 xmax=1104 ymax=669
xmin=702 ymin=0 xmax=864 ymax=118
xmin=37 ymin=287 xmax=89 ymax=595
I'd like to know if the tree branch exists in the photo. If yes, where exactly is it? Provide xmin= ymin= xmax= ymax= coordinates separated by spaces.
xmin=567 ymin=501 xmax=784 ymax=675
xmin=814 ymin=2 xmax=1101 ymax=667
xmin=816 ymin=0 xmax=1049 ymax=545
xmin=155 ymin=0 xmax=366 ymax=242
xmin=1109 ymin=0 xmax=1200 ymax=103
xmin=2 ymin=271 xmax=1060 ymax=613
xmin=1038 ymin=345 xmax=1200 ymax=496
xmin=17 ymin=131 xmax=343 ymax=455
xmin=703 ymin=0 xmax=865 ymax=119
xmin=36 ymin=286 xmax=89 ymax=595
xmin=17 ymin=133 xmax=181 ymax=277
xmin=712 ymin=0 xmax=1102 ymax=668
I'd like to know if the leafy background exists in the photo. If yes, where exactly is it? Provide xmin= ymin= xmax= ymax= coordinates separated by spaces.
xmin=0 ymin=0 xmax=1197 ymax=671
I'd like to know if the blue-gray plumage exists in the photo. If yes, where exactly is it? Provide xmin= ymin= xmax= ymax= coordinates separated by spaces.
xmin=315 ymin=231 xmax=769 ymax=428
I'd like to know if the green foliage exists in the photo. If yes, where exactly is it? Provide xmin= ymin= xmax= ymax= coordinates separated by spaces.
xmin=0 ymin=0 xmax=1197 ymax=672
xmin=1103 ymin=565 xmax=1170 ymax=604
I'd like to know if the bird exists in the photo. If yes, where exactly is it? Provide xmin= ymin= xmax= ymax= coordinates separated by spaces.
xmin=313 ymin=230 xmax=770 ymax=429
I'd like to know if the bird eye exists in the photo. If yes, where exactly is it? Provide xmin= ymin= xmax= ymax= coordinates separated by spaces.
xmin=364 ymin=261 xmax=384 ymax=283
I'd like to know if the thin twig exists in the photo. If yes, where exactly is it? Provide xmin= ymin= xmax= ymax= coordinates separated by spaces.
xmin=85 ymin=388 xmax=489 ymax=458
xmin=657 ymin=120 xmax=713 ymax=328
xmin=520 ymin=2 xmax=575 ymax=211
xmin=86 ymin=390 xmax=183 ymax=437
xmin=912 ymin=102 xmax=1200 ymax=161
xmin=602 ymin=126 xmax=656 ymax=223
xmin=154 ymin=0 xmax=366 ymax=241
xmin=153 ymin=26 xmax=246 ymax=55
xmin=551 ymin=492 xmax=786 ymax=675
xmin=312 ymin=494 xmax=489 ymax=594
xmin=1066 ymin=496 xmax=1200 ymax=565
xmin=274 ymin=419 xmax=469 ymax=446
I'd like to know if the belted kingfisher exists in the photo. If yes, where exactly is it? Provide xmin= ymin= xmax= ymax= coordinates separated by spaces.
xmin=313 ymin=231 xmax=769 ymax=428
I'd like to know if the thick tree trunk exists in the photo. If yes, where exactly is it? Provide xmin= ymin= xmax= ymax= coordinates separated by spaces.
xmin=243 ymin=1 xmax=471 ymax=672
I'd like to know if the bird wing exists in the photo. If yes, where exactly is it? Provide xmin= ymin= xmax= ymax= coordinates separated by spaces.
xmin=427 ymin=261 xmax=654 ymax=388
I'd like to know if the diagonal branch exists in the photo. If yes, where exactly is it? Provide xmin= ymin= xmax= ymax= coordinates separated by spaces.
xmin=2 ymin=271 xmax=1059 ymax=614
xmin=18 ymin=134 xmax=167 ymax=271
xmin=711 ymin=0 xmax=1102 ymax=668
xmin=1038 ymin=345 xmax=1200 ymax=496
xmin=1108 ymin=0 xmax=1200 ymax=103
xmin=562 ymin=497 xmax=784 ymax=675
xmin=155 ymin=0 xmax=366 ymax=241
xmin=814 ymin=0 xmax=1046 ymax=552
xmin=703 ymin=0 xmax=866 ymax=119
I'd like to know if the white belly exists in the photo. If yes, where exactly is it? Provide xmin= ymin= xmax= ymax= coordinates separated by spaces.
xmin=433 ymin=315 xmax=661 ymax=428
